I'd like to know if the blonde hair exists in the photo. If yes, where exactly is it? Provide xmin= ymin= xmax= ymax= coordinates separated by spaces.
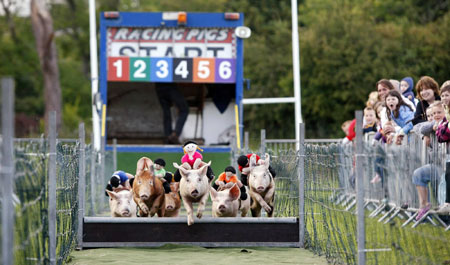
xmin=440 ymin=80 xmax=450 ymax=90
xmin=183 ymin=145 xmax=203 ymax=154
xmin=429 ymin=100 xmax=443 ymax=109
xmin=366 ymin=91 xmax=378 ymax=107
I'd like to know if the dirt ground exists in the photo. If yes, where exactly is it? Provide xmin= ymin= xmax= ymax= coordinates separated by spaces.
xmin=67 ymin=244 xmax=328 ymax=265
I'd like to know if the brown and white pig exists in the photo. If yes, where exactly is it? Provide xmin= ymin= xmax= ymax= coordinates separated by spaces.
xmin=248 ymin=153 xmax=275 ymax=217
xmin=164 ymin=182 xmax=181 ymax=217
xmin=173 ymin=161 xmax=211 ymax=226
xmin=106 ymin=189 xmax=137 ymax=217
xmin=132 ymin=157 xmax=165 ymax=217
xmin=212 ymin=184 xmax=250 ymax=217
xmin=210 ymin=184 xmax=240 ymax=217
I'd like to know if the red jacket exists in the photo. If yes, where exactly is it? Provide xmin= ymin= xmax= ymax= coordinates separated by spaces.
xmin=238 ymin=153 xmax=260 ymax=172
xmin=346 ymin=119 xmax=356 ymax=141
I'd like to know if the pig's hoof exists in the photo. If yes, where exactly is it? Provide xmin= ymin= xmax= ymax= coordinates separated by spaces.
xmin=187 ymin=216 xmax=194 ymax=226
xmin=263 ymin=204 xmax=271 ymax=213
xmin=140 ymin=205 xmax=149 ymax=214
xmin=196 ymin=211 xmax=203 ymax=219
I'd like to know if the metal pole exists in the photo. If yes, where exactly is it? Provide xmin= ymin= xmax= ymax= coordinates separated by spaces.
xmin=244 ymin=131 xmax=249 ymax=151
xmin=291 ymin=0 xmax=303 ymax=151
xmin=355 ymin=110 xmax=366 ymax=265
xmin=48 ymin=111 xmax=57 ymax=265
xmin=298 ymin=123 xmax=305 ymax=248
xmin=113 ymin=138 xmax=117 ymax=172
xmin=260 ymin=129 xmax=266 ymax=159
xmin=89 ymin=0 xmax=101 ymax=151
xmin=100 ymin=135 xmax=105 ymax=211
xmin=2 ymin=77 xmax=15 ymax=265
xmin=89 ymin=133 xmax=96 ymax=216
xmin=77 ymin=123 xmax=86 ymax=249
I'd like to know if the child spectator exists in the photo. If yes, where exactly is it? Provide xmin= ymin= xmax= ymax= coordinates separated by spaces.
xmin=439 ymin=84 xmax=450 ymax=122
xmin=385 ymin=90 xmax=415 ymax=145
xmin=400 ymin=77 xmax=416 ymax=105
xmin=412 ymin=103 xmax=446 ymax=220
xmin=341 ymin=119 xmax=356 ymax=144
xmin=213 ymin=166 xmax=248 ymax=200
xmin=237 ymin=154 xmax=276 ymax=186
xmin=371 ymin=121 xmax=396 ymax=184
xmin=366 ymin=91 xmax=378 ymax=108
xmin=363 ymin=107 xmax=378 ymax=134
xmin=376 ymin=79 xmax=415 ymax=128
xmin=412 ymin=76 xmax=440 ymax=125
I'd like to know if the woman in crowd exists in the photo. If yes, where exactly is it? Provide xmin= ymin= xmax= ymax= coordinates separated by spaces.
xmin=412 ymin=76 xmax=440 ymax=125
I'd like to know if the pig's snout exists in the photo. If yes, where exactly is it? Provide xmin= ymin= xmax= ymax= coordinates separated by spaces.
xmin=140 ymin=194 xmax=149 ymax=200
xmin=191 ymin=189 xmax=199 ymax=197
xmin=218 ymin=204 xmax=226 ymax=212
xmin=257 ymin=186 xmax=265 ymax=192
xmin=166 ymin=205 xmax=174 ymax=210
xmin=121 ymin=208 xmax=130 ymax=217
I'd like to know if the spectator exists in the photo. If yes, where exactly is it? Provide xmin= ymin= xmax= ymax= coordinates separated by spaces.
xmin=400 ymin=77 xmax=417 ymax=105
xmin=373 ymin=101 xmax=385 ymax=127
xmin=385 ymin=90 xmax=415 ymax=145
xmin=439 ymin=84 xmax=450 ymax=122
xmin=341 ymin=119 xmax=356 ymax=144
xmin=363 ymin=107 xmax=378 ymax=134
xmin=155 ymin=83 xmax=189 ymax=144
xmin=419 ymin=101 xmax=444 ymax=147
xmin=412 ymin=102 xmax=446 ymax=220
xmin=412 ymin=76 xmax=440 ymax=125
xmin=366 ymin=91 xmax=378 ymax=108
xmin=371 ymin=121 xmax=396 ymax=184
xmin=376 ymin=79 xmax=415 ymax=128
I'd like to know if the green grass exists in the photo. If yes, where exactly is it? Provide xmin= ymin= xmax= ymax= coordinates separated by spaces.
xmin=67 ymin=244 xmax=328 ymax=265
xmin=117 ymin=152 xmax=231 ymax=178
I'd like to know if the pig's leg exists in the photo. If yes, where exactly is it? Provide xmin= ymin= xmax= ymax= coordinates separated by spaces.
xmin=138 ymin=200 xmax=149 ymax=216
xmin=264 ymin=185 xmax=276 ymax=217
xmin=196 ymin=192 xmax=209 ymax=219
xmin=182 ymin=197 xmax=195 ymax=225
xmin=150 ymin=194 xmax=165 ymax=217
xmin=249 ymin=189 xmax=271 ymax=213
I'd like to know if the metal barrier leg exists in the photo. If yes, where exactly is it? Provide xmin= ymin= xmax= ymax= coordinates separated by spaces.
xmin=402 ymin=212 xmax=418 ymax=227
xmin=378 ymin=207 xmax=396 ymax=222
xmin=384 ymin=208 xmax=401 ymax=224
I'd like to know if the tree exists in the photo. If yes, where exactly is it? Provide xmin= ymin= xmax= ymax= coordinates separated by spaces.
xmin=30 ymin=0 xmax=62 ymax=132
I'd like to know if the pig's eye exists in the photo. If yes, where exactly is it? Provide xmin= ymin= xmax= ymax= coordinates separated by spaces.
xmin=198 ymin=178 xmax=201 ymax=182
xmin=117 ymin=201 xmax=121 ymax=205
xmin=186 ymin=179 xmax=190 ymax=183
xmin=138 ymin=180 xmax=142 ymax=184
xmin=172 ymin=193 xmax=176 ymax=198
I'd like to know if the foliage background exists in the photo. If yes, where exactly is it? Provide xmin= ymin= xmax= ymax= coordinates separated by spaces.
xmin=0 ymin=0 xmax=449 ymax=138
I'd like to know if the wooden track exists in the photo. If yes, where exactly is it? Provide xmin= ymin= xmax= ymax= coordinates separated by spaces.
xmin=82 ymin=217 xmax=300 ymax=248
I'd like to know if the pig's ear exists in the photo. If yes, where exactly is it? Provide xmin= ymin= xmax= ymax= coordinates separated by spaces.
xmin=210 ymin=187 xmax=218 ymax=200
xmin=174 ymin=163 xmax=189 ymax=178
xmin=145 ymin=158 xmax=154 ymax=169
xmin=136 ymin=157 xmax=147 ymax=174
xmin=229 ymin=184 xmax=240 ymax=201
xmin=106 ymin=190 xmax=117 ymax=200
xmin=264 ymin=154 xmax=270 ymax=170
xmin=249 ymin=154 xmax=257 ymax=170
xmin=199 ymin=163 xmax=209 ymax=177
xmin=193 ymin=158 xmax=202 ymax=169
xmin=173 ymin=182 xmax=180 ymax=192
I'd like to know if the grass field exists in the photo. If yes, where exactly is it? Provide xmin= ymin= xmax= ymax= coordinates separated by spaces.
xmin=117 ymin=152 xmax=231 ymax=178
xmin=67 ymin=244 xmax=328 ymax=265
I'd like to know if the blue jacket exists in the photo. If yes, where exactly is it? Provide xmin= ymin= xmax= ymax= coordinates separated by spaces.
xmin=390 ymin=105 xmax=414 ymax=134
xmin=401 ymin=77 xmax=415 ymax=104
xmin=112 ymin=170 xmax=129 ymax=184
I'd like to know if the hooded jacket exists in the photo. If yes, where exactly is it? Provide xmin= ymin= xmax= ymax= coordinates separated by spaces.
xmin=401 ymin=77 xmax=415 ymax=104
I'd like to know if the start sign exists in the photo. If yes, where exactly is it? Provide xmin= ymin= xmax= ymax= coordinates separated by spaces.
xmin=106 ymin=27 xmax=237 ymax=83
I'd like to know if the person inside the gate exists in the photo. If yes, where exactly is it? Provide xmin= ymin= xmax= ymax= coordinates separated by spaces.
xmin=412 ymin=76 xmax=440 ymax=125
xmin=213 ymin=166 xmax=248 ymax=200
xmin=237 ymin=153 xmax=276 ymax=186
xmin=154 ymin=158 xmax=172 ymax=194
xmin=105 ymin=170 xmax=134 ymax=196
xmin=385 ymin=90 xmax=415 ymax=145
